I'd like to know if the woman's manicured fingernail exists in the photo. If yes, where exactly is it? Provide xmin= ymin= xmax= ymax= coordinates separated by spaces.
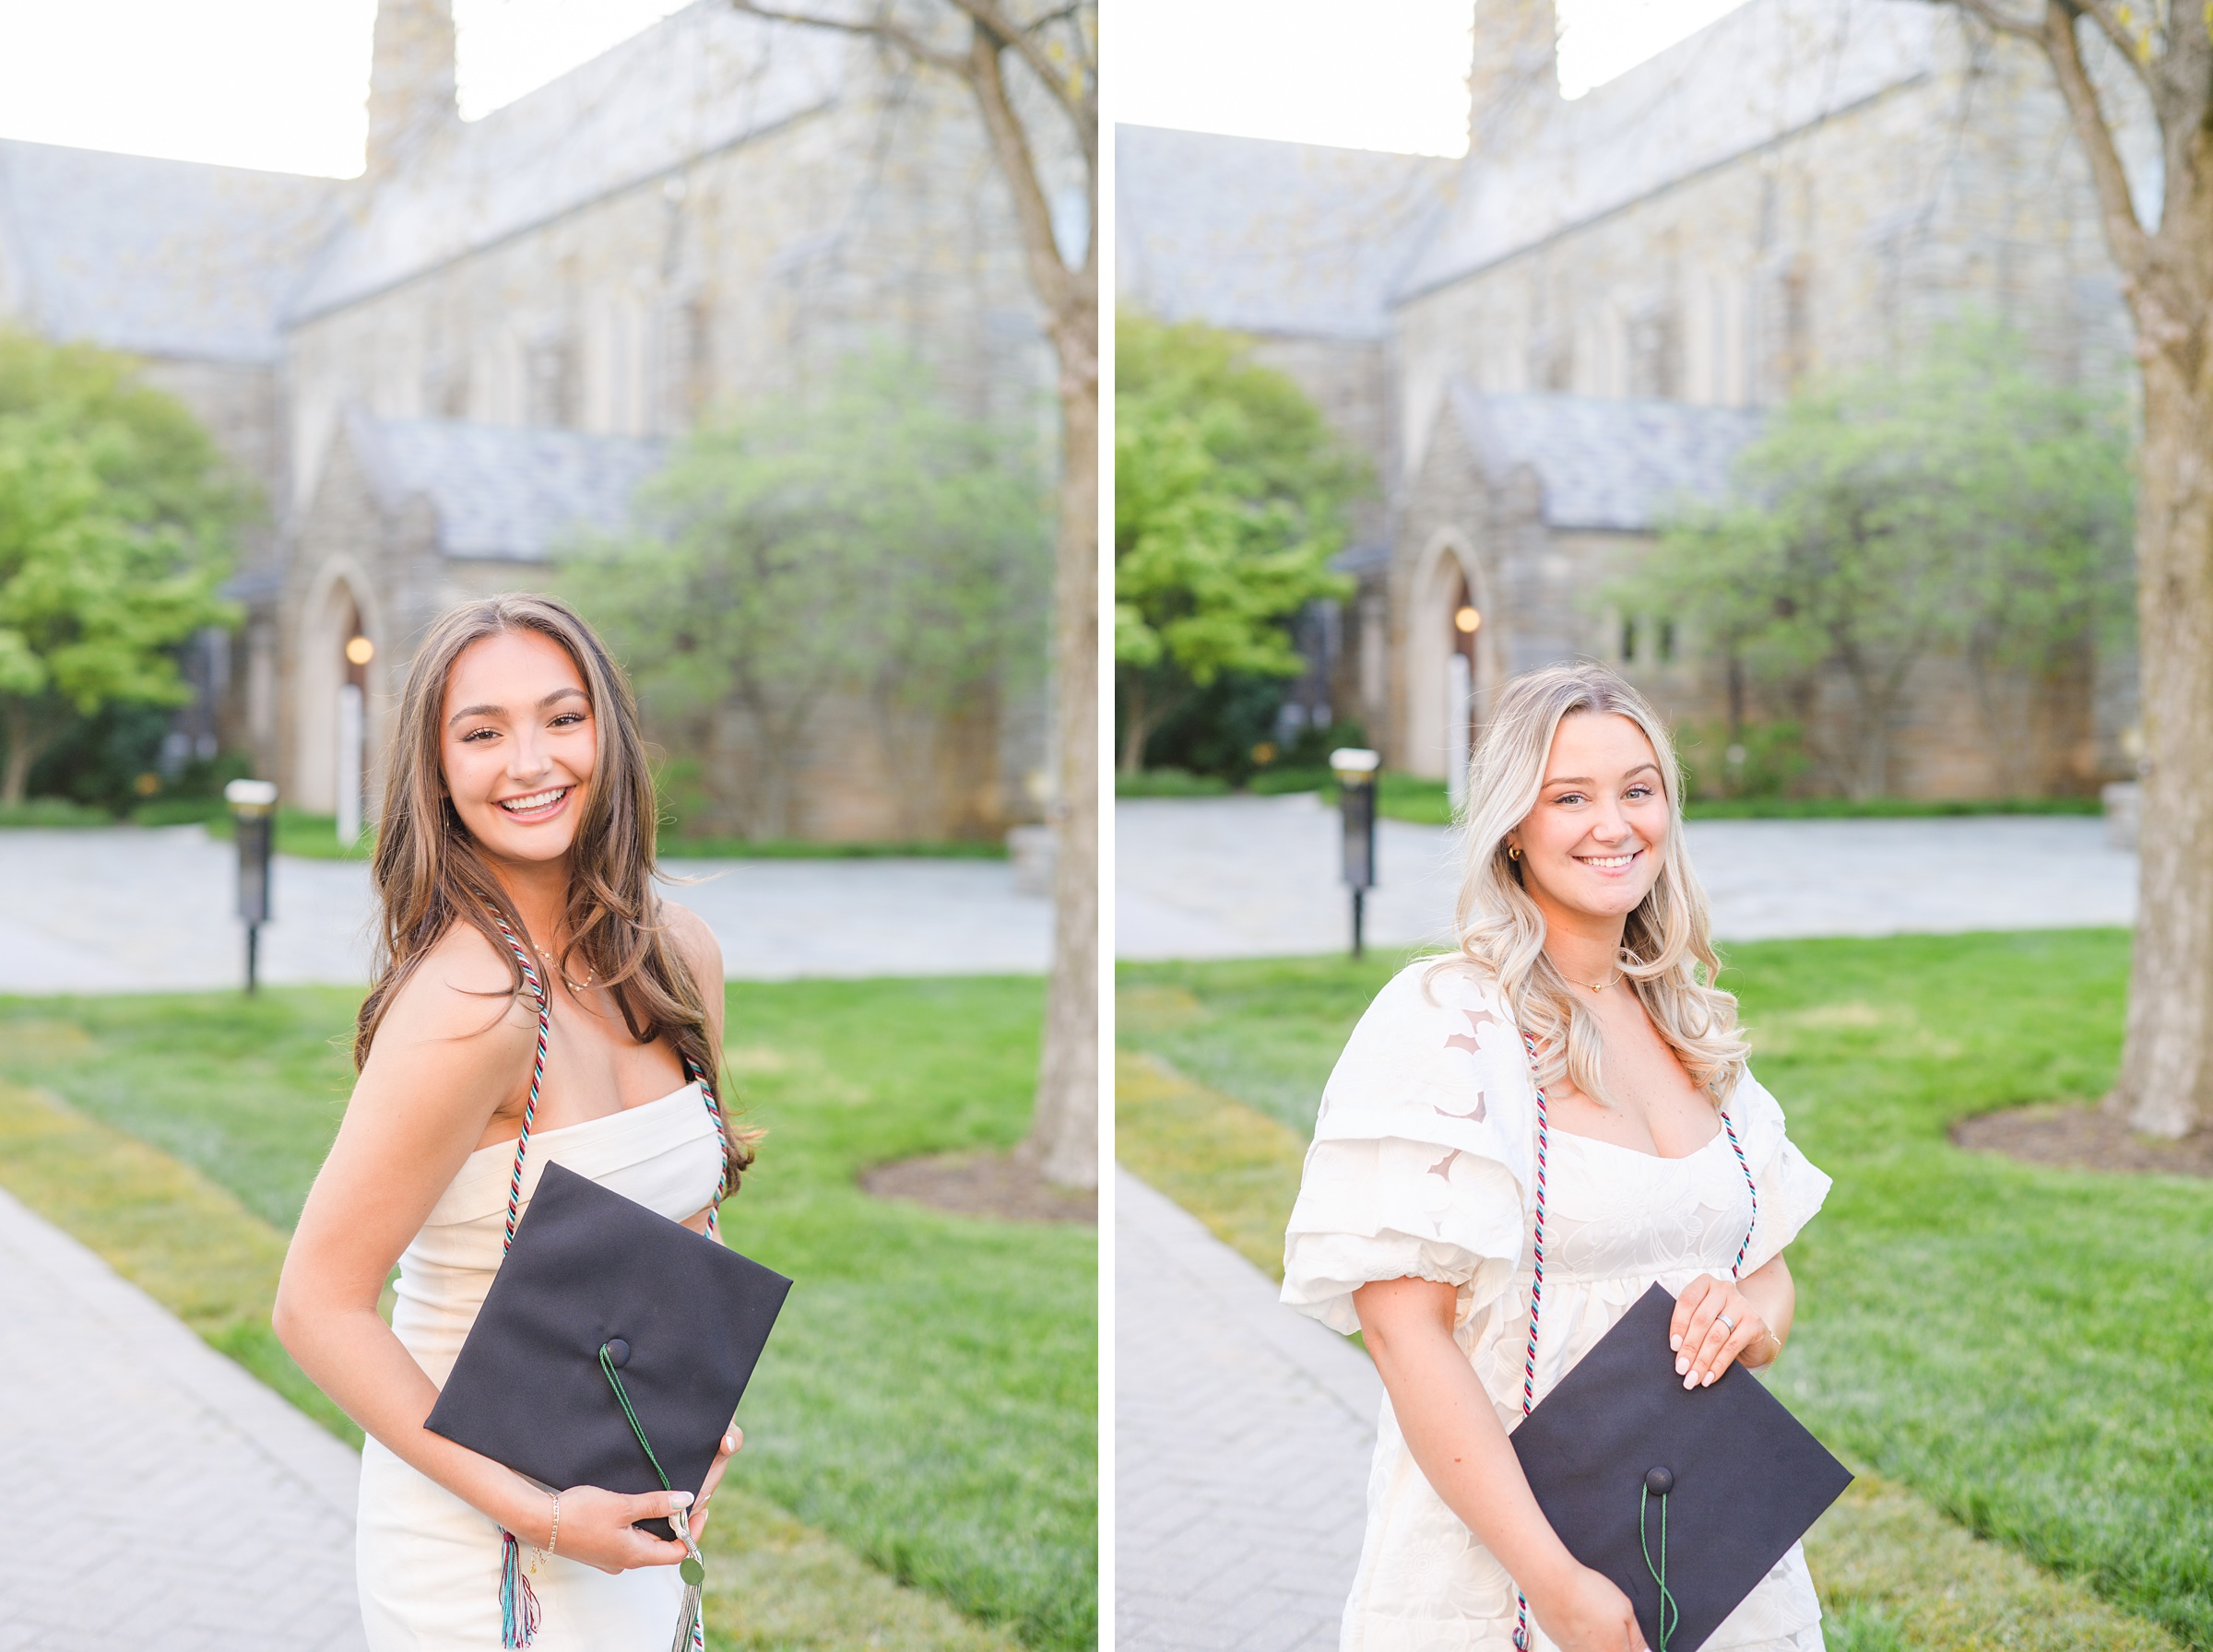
xmin=670 ymin=1492 xmax=693 ymax=1508
xmin=1684 ymin=1373 xmax=1698 ymax=1389
xmin=724 ymin=1433 xmax=736 ymax=1452
xmin=1670 ymin=1336 xmax=1681 ymax=1351
xmin=1675 ymin=1357 xmax=1687 ymax=1375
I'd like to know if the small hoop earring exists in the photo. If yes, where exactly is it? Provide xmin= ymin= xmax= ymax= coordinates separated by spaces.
xmin=1507 ymin=844 xmax=1522 ymax=861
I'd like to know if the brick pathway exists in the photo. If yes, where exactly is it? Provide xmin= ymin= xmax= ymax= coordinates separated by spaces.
xmin=0 ymin=826 xmax=1049 ymax=993
xmin=0 ymin=1186 xmax=366 ymax=1652
xmin=1116 ymin=1169 xmax=1379 ymax=1652
xmin=1117 ymin=796 xmax=2136 ymax=961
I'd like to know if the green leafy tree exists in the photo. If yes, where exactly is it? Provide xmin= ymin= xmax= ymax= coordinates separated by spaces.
xmin=1620 ymin=324 xmax=2132 ymax=798
xmin=1115 ymin=312 xmax=1367 ymax=773
xmin=562 ymin=354 xmax=1047 ymax=840
xmin=0 ymin=331 xmax=250 ymax=805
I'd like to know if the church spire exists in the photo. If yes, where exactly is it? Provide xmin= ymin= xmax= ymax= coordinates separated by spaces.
xmin=366 ymin=0 xmax=458 ymax=177
xmin=1466 ymin=0 xmax=1559 ymax=158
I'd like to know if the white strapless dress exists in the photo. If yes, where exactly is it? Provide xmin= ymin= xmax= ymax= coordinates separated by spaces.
xmin=356 ymin=1082 xmax=724 ymax=1650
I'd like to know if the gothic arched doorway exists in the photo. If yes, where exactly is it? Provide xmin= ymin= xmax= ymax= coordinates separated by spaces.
xmin=1404 ymin=536 xmax=1499 ymax=791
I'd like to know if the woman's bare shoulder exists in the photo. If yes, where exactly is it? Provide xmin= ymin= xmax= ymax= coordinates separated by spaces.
xmin=371 ymin=919 xmax=538 ymax=1057
xmin=658 ymin=899 xmax=724 ymax=985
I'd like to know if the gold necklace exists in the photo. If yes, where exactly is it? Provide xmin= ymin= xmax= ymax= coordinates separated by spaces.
xmin=1576 ymin=972 xmax=1622 ymax=993
xmin=533 ymin=941 xmax=594 ymax=994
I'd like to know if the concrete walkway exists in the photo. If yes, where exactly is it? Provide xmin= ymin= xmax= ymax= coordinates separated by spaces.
xmin=0 ymin=826 xmax=1050 ymax=993
xmin=1116 ymin=1170 xmax=1380 ymax=1652
xmin=1118 ymin=795 xmax=2136 ymax=960
xmin=0 ymin=1185 xmax=365 ymax=1652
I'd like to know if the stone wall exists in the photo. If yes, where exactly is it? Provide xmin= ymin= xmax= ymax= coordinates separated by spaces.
xmin=1372 ymin=10 xmax=2138 ymax=797
xmin=274 ymin=41 xmax=1058 ymax=841
xmin=284 ymin=66 xmax=1051 ymax=512
xmin=1246 ymin=334 xmax=1394 ymax=551
xmin=1394 ymin=420 xmax=2114 ymax=800
xmin=1394 ymin=26 xmax=2133 ymax=466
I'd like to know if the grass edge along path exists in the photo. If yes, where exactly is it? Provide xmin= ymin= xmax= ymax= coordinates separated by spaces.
xmin=1114 ymin=1038 xmax=2186 ymax=1652
xmin=0 ymin=1076 xmax=1024 ymax=1652
xmin=0 ymin=977 xmax=1094 ymax=1652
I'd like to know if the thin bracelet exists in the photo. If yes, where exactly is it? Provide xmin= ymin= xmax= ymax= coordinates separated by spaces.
xmin=533 ymin=1491 xmax=561 ymax=1571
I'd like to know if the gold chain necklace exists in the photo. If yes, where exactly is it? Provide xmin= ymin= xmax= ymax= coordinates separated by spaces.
xmin=532 ymin=940 xmax=594 ymax=994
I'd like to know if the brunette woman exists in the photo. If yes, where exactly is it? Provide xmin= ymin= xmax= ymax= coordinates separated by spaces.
xmin=275 ymin=594 xmax=757 ymax=1649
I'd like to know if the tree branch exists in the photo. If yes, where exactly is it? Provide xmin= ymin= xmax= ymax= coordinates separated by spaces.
xmin=962 ymin=17 xmax=1083 ymax=307
xmin=1947 ymin=0 xmax=2044 ymax=40
xmin=728 ymin=2 xmax=966 ymax=74
xmin=2036 ymin=0 xmax=2150 ymax=276
xmin=730 ymin=1 xmax=1095 ymax=291
xmin=2072 ymin=0 xmax=2160 ymax=79
xmin=942 ymin=0 xmax=1096 ymax=162
xmin=1948 ymin=0 xmax=2152 ymax=95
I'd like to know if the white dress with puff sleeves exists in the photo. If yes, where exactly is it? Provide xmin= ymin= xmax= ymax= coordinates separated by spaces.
xmin=1282 ymin=959 xmax=1835 ymax=1652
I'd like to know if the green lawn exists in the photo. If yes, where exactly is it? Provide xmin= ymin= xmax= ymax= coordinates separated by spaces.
xmin=0 ymin=976 xmax=1094 ymax=1652
xmin=1118 ymin=932 xmax=2213 ymax=1650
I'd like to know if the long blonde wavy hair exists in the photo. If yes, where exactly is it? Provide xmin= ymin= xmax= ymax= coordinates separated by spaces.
xmin=1447 ymin=661 xmax=1747 ymax=1107
xmin=354 ymin=594 xmax=761 ymax=1196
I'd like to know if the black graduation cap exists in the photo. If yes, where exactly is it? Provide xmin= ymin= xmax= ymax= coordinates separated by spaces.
xmin=1509 ymin=1283 xmax=1852 ymax=1652
xmin=426 ymin=1160 xmax=792 ymax=1541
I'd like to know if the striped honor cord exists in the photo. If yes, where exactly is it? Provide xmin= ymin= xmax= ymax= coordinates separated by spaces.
xmin=1508 ymin=1030 xmax=1761 ymax=1651
xmin=486 ymin=907 xmax=551 ymax=1257
xmin=681 ymin=1052 xmax=727 ymax=1240
xmin=1720 ymin=1106 xmax=1758 ymax=1278
xmin=1513 ymin=1032 xmax=1552 ymax=1651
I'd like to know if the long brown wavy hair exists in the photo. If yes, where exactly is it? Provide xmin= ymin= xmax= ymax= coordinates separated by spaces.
xmin=353 ymin=593 xmax=759 ymax=1197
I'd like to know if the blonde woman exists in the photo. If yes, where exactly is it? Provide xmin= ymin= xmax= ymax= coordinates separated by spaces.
xmin=1283 ymin=663 xmax=1832 ymax=1652
xmin=275 ymin=595 xmax=759 ymax=1648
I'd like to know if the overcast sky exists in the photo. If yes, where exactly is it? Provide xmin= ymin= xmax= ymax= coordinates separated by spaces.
xmin=0 ymin=0 xmax=1754 ymax=179
xmin=0 ymin=0 xmax=690 ymax=176
xmin=1118 ymin=0 xmax=1753 ymax=156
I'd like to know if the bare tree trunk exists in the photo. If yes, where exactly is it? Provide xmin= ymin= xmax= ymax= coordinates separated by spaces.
xmin=1119 ymin=677 xmax=1148 ymax=773
xmin=2 ymin=701 xmax=41 ymax=807
xmin=728 ymin=0 xmax=1098 ymax=1182
xmin=1944 ymin=0 xmax=2213 ymax=1135
xmin=2111 ymin=363 xmax=2213 ymax=1135
xmin=1024 ymin=360 xmax=1098 ymax=1186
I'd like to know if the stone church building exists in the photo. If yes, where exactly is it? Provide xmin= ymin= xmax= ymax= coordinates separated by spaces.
xmin=0 ymin=0 xmax=1060 ymax=838
xmin=1118 ymin=0 xmax=2143 ymax=798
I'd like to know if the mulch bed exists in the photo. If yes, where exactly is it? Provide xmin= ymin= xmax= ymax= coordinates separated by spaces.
xmin=859 ymin=1150 xmax=1097 ymax=1223
xmin=1951 ymin=1101 xmax=2213 ymax=1178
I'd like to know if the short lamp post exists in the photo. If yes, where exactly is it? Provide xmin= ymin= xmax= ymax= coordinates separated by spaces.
xmin=225 ymin=779 xmax=278 ymax=994
xmin=1331 ymin=748 xmax=1380 ymax=960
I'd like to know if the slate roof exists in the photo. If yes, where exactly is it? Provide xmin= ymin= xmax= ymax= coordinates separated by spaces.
xmin=292 ymin=3 xmax=844 ymax=319
xmin=0 ymin=138 xmax=346 ymax=362
xmin=1449 ymin=384 xmax=1765 ymax=531
xmin=1116 ymin=124 xmax=1456 ymax=340
xmin=1402 ymin=0 xmax=1943 ymax=296
xmin=349 ymin=413 xmax=668 ymax=560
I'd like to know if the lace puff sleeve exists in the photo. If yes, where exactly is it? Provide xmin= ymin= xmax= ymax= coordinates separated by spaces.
xmin=1725 ymin=1071 xmax=1833 ymax=1278
xmin=1281 ymin=960 xmax=1537 ymax=1336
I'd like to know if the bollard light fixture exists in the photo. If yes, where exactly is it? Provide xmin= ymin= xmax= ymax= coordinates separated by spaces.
xmin=225 ymin=778 xmax=278 ymax=994
xmin=1331 ymin=748 xmax=1380 ymax=959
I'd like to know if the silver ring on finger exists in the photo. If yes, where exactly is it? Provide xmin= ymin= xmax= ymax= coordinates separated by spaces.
xmin=1715 ymin=1313 xmax=1736 ymax=1333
